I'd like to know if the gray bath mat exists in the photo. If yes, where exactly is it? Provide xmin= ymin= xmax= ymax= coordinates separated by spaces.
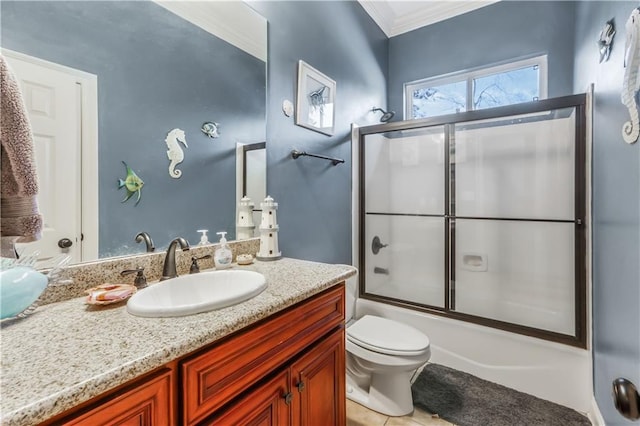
xmin=411 ymin=363 xmax=591 ymax=426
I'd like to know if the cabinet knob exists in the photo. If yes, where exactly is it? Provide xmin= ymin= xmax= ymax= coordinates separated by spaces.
xmin=296 ymin=381 xmax=305 ymax=392
xmin=283 ymin=392 xmax=293 ymax=405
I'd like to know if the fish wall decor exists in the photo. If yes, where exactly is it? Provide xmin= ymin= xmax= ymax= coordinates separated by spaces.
xmin=201 ymin=122 xmax=220 ymax=138
xmin=622 ymin=8 xmax=640 ymax=144
xmin=117 ymin=161 xmax=144 ymax=205
xmin=166 ymin=128 xmax=188 ymax=178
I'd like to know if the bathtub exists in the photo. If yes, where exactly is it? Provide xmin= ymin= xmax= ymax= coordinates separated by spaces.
xmin=354 ymin=294 xmax=594 ymax=418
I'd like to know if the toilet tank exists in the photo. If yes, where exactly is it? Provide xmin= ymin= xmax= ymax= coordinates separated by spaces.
xmin=345 ymin=275 xmax=358 ymax=322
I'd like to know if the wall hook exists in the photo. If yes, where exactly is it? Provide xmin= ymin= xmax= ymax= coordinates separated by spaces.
xmin=201 ymin=122 xmax=220 ymax=138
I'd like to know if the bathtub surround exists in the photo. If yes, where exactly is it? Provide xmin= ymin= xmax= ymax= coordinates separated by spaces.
xmin=412 ymin=363 xmax=591 ymax=426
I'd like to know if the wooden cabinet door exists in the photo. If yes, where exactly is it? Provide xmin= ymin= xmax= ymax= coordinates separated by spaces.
xmin=181 ymin=284 xmax=344 ymax=425
xmin=290 ymin=328 xmax=345 ymax=426
xmin=61 ymin=369 xmax=173 ymax=426
xmin=201 ymin=370 xmax=292 ymax=426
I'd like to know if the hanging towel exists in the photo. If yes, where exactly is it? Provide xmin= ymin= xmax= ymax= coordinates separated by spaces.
xmin=0 ymin=54 xmax=43 ymax=255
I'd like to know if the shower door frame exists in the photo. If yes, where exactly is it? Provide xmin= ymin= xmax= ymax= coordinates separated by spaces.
xmin=357 ymin=94 xmax=587 ymax=348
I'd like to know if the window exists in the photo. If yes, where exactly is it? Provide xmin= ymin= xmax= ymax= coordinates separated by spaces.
xmin=405 ymin=55 xmax=547 ymax=120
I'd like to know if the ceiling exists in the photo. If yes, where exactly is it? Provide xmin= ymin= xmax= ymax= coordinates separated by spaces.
xmin=357 ymin=0 xmax=499 ymax=38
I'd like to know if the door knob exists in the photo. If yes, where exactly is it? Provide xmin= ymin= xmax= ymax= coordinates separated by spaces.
xmin=58 ymin=238 xmax=73 ymax=249
xmin=613 ymin=377 xmax=640 ymax=420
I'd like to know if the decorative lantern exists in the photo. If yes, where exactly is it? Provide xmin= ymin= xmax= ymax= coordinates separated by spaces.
xmin=256 ymin=195 xmax=282 ymax=261
xmin=236 ymin=196 xmax=255 ymax=240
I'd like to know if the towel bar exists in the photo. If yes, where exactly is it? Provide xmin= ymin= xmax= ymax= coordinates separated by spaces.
xmin=291 ymin=150 xmax=344 ymax=166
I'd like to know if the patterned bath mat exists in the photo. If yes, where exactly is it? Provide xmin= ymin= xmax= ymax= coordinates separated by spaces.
xmin=411 ymin=363 xmax=591 ymax=426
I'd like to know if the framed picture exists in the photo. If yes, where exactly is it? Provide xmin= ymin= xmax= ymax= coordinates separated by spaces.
xmin=295 ymin=60 xmax=336 ymax=136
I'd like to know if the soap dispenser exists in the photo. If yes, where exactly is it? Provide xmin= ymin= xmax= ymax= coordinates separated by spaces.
xmin=197 ymin=229 xmax=210 ymax=245
xmin=214 ymin=231 xmax=232 ymax=269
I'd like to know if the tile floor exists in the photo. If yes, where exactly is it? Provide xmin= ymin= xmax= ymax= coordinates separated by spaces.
xmin=346 ymin=399 xmax=455 ymax=426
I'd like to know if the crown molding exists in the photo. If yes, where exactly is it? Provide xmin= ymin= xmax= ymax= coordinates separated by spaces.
xmin=154 ymin=1 xmax=267 ymax=62
xmin=358 ymin=0 xmax=396 ymax=37
xmin=359 ymin=0 xmax=499 ymax=39
xmin=391 ymin=1 xmax=498 ymax=37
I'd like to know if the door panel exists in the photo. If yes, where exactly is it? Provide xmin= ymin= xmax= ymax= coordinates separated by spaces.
xmin=5 ymin=52 xmax=82 ymax=264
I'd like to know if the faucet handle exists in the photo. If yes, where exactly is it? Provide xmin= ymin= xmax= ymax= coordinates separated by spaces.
xmin=121 ymin=266 xmax=147 ymax=289
xmin=190 ymin=255 xmax=212 ymax=274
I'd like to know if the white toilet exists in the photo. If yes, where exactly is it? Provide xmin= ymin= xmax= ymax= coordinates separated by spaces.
xmin=345 ymin=282 xmax=431 ymax=416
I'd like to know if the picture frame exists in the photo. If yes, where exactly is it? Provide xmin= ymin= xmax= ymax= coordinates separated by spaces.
xmin=295 ymin=60 xmax=336 ymax=136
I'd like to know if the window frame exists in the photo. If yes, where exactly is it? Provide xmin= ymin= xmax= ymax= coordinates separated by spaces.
xmin=404 ymin=55 xmax=549 ymax=120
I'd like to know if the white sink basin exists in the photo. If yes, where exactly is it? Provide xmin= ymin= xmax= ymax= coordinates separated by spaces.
xmin=126 ymin=270 xmax=266 ymax=318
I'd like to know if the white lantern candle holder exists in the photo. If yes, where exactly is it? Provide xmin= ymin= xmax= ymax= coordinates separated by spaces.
xmin=256 ymin=195 xmax=282 ymax=261
xmin=236 ymin=196 xmax=256 ymax=240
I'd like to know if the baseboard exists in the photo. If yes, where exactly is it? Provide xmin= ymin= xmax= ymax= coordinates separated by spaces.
xmin=587 ymin=396 xmax=606 ymax=426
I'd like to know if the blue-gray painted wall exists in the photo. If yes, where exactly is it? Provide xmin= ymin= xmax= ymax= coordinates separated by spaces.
xmin=2 ymin=1 xmax=266 ymax=257
xmin=249 ymin=1 xmax=388 ymax=264
xmin=574 ymin=2 xmax=640 ymax=424
xmin=388 ymin=1 xmax=577 ymax=120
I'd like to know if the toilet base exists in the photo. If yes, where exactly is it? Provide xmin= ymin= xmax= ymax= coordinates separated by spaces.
xmin=346 ymin=370 xmax=415 ymax=417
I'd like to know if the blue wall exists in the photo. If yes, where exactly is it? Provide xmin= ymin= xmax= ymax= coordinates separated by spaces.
xmin=388 ymin=1 xmax=577 ymax=120
xmin=574 ymin=2 xmax=640 ymax=424
xmin=250 ymin=1 xmax=388 ymax=264
xmin=2 ymin=1 xmax=266 ymax=256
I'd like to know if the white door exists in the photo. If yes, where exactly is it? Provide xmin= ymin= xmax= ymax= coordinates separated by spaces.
xmin=5 ymin=53 xmax=82 ymax=264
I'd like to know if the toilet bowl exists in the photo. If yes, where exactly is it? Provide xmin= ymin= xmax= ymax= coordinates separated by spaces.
xmin=346 ymin=314 xmax=431 ymax=416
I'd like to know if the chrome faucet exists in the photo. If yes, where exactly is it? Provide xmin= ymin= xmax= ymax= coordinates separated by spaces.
xmin=161 ymin=237 xmax=190 ymax=281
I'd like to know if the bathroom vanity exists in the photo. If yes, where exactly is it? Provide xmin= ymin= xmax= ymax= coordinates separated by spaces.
xmin=0 ymin=258 xmax=356 ymax=426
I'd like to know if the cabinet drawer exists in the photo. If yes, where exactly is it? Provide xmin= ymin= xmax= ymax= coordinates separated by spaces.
xmin=61 ymin=368 xmax=174 ymax=426
xmin=181 ymin=283 xmax=344 ymax=426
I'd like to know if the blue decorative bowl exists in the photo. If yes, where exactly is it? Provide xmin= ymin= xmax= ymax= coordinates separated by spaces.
xmin=1 ymin=266 xmax=48 ymax=319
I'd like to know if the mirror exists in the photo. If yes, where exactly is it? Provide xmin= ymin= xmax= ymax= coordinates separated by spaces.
xmin=235 ymin=142 xmax=267 ymax=239
xmin=1 ymin=0 xmax=267 ymax=264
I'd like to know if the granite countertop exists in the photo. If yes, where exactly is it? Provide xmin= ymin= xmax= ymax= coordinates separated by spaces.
xmin=0 ymin=258 xmax=356 ymax=426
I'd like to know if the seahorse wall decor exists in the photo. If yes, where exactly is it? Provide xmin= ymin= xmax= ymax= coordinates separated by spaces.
xmin=622 ymin=8 xmax=640 ymax=144
xmin=166 ymin=128 xmax=188 ymax=178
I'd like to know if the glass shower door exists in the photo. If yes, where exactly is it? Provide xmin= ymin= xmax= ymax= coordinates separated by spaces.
xmin=358 ymin=94 xmax=586 ymax=346
xmin=362 ymin=126 xmax=446 ymax=308
xmin=452 ymin=107 xmax=582 ymax=337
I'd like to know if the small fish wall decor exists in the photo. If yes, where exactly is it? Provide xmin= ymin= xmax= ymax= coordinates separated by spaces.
xmin=117 ymin=161 xmax=144 ymax=205
xmin=201 ymin=122 xmax=220 ymax=138
xmin=598 ymin=18 xmax=616 ymax=63
xmin=166 ymin=128 xmax=188 ymax=178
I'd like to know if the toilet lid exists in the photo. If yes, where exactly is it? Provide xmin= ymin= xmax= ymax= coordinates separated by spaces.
xmin=347 ymin=315 xmax=430 ymax=356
